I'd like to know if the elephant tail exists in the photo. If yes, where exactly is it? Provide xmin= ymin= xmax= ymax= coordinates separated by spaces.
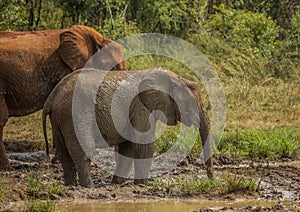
xmin=42 ymin=106 xmax=50 ymax=158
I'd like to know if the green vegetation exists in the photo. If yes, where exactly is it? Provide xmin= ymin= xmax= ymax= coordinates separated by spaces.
xmin=48 ymin=182 xmax=69 ymax=196
xmin=218 ymin=128 xmax=300 ymax=160
xmin=1 ymin=1 xmax=299 ymax=160
xmin=149 ymin=174 xmax=257 ymax=195
xmin=27 ymin=171 xmax=69 ymax=198
xmin=0 ymin=178 xmax=5 ymax=203
xmin=154 ymin=127 xmax=300 ymax=161
xmin=223 ymin=174 xmax=257 ymax=193
xmin=22 ymin=200 xmax=56 ymax=212
xmin=27 ymin=171 xmax=44 ymax=197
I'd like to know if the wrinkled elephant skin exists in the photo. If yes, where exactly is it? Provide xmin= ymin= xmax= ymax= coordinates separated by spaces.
xmin=0 ymin=26 xmax=126 ymax=170
xmin=43 ymin=68 xmax=213 ymax=188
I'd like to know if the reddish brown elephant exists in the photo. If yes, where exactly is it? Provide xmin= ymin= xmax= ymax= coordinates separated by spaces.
xmin=0 ymin=25 xmax=126 ymax=170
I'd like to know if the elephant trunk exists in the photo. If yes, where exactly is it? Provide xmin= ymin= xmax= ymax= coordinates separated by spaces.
xmin=198 ymin=105 xmax=214 ymax=178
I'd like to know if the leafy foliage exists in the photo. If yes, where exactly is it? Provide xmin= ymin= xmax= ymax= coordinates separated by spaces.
xmin=1 ymin=1 xmax=299 ymax=156
xmin=205 ymin=5 xmax=280 ymax=57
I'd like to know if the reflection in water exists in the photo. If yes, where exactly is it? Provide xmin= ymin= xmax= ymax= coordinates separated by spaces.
xmin=56 ymin=199 xmax=283 ymax=212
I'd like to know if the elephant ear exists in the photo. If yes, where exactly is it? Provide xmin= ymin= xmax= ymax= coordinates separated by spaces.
xmin=59 ymin=28 xmax=89 ymax=71
xmin=138 ymin=79 xmax=158 ymax=110
xmin=180 ymin=77 xmax=204 ymax=106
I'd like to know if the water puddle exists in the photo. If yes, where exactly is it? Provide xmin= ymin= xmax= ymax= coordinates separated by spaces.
xmin=54 ymin=199 xmax=298 ymax=212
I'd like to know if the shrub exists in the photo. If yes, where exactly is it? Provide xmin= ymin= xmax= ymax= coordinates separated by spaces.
xmin=205 ymin=5 xmax=280 ymax=57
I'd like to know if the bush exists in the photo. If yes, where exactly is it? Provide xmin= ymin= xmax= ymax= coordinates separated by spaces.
xmin=205 ymin=5 xmax=280 ymax=57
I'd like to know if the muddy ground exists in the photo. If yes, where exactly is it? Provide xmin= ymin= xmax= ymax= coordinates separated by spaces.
xmin=1 ymin=142 xmax=300 ymax=211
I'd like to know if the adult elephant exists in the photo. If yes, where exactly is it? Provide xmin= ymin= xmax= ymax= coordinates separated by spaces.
xmin=0 ymin=25 xmax=126 ymax=170
xmin=42 ymin=68 xmax=213 ymax=187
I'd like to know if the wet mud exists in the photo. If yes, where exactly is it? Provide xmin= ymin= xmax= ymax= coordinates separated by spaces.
xmin=1 ymin=148 xmax=299 ymax=211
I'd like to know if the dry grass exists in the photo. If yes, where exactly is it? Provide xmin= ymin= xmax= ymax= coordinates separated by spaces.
xmin=4 ymin=112 xmax=52 ymax=150
xmin=225 ymin=78 xmax=300 ymax=129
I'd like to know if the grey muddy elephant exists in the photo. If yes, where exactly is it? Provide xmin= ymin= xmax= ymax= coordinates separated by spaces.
xmin=0 ymin=25 xmax=126 ymax=170
xmin=42 ymin=68 xmax=213 ymax=187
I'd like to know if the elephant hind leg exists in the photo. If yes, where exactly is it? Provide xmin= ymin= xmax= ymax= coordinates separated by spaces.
xmin=60 ymin=126 xmax=94 ymax=188
xmin=54 ymin=126 xmax=77 ymax=186
xmin=0 ymin=96 xmax=12 ymax=171
xmin=73 ymin=157 xmax=94 ymax=188
xmin=112 ymin=141 xmax=134 ymax=184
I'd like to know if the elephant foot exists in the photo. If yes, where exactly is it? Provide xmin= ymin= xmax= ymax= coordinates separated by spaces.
xmin=0 ymin=164 xmax=13 ymax=171
xmin=134 ymin=179 xmax=147 ymax=185
xmin=207 ymin=168 xmax=214 ymax=179
xmin=51 ymin=155 xmax=60 ymax=164
xmin=111 ymin=175 xmax=126 ymax=184
xmin=64 ymin=177 xmax=77 ymax=187
xmin=79 ymin=181 xmax=95 ymax=188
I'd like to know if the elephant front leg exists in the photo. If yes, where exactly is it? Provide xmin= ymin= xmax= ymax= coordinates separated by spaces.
xmin=0 ymin=96 xmax=12 ymax=171
xmin=133 ymin=143 xmax=154 ymax=184
xmin=199 ymin=107 xmax=214 ymax=179
xmin=112 ymin=141 xmax=134 ymax=184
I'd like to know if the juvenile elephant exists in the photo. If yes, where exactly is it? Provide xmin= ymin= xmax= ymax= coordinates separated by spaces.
xmin=0 ymin=25 xmax=126 ymax=170
xmin=42 ymin=68 xmax=213 ymax=187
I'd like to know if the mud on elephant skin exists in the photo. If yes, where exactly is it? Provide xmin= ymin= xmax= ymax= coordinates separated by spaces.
xmin=42 ymin=68 xmax=213 ymax=188
xmin=0 ymin=25 xmax=126 ymax=170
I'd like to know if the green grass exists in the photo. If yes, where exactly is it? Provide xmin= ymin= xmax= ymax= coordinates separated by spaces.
xmin=22 ymin=200 xmax=56 ymax=212
xmin=149 ymin=174 xmax=258 ymax=195
xmin=218 ymin=128 xmax=300 ymax=160
xmin=0 ymin=178 xmax=5 ymax=203
xmin=48 ymin=182 xmax=69 ymax=195
xmin=27 ymin=170 xmax=69 ymax=198
xmin=223 ymin=174 xmax=257 ymax=193
xmin=3 ymin=31 xmax=299 ymax=162
xmin=155 ymin=125 xmax=300 ymax=161
xmin=27 ymin=171 xmax=44 ymax=197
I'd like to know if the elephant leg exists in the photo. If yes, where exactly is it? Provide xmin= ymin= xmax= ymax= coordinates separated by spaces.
xmin=0 ymin=96 xmax=12 ymax=171
xmin=60 ymin=126 xmax=94 ymax=188
xmin=54 ymin=127 xmax=77 ymax=186
xmin=112 ymin=141 xmax=134 ymax=184
xmin=203 ymin=135 xmax=214 ymax=178
xmin=133 ymin=143 xmax=154 ymax=184
xmin=199 ymin=107 xmax=214 ymax=178
xmin=73 ymin=156 xmax=94 ymax=188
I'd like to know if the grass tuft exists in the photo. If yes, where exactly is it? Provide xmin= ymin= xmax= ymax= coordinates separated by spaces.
xmin=48 ymin=182 xmax=69 ymax=195
xmin=27 ymin=171 xmax=44 ymax=197
xmin=27 ymin=170 xmax=69 ymax=198
xmin=149 ymin=174 xmax=257 ymax=195
xmin=22 ymin=200 xmax=56 ymax=212
xmin=0 ymin=178 xmax=5 ymax=203
xmin=224 ymin=174 xmax=257 ymax=193
xmin=218 ymin=128 xmax=300 ymax=160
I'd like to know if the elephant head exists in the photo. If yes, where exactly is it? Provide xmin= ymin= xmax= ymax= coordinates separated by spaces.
xmin=59 ymin=25 xmax=126 ymax=71
xmin=137 ymin=70 xmax=200 ymax=127
xmin=136 ymin=70 xmax=213 ymax=177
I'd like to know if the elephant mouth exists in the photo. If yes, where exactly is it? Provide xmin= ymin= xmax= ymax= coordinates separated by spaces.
xmin=181 ymin=112 xmax=200 ymax=129
xmin=166 ymin=117 xmax=177 ymax=125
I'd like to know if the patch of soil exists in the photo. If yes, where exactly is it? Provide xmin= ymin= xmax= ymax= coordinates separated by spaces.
xmin=4 ymin=140 xmax=41 ymax=153
xmin=194 ymin=204 xmax=291 ymax=212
